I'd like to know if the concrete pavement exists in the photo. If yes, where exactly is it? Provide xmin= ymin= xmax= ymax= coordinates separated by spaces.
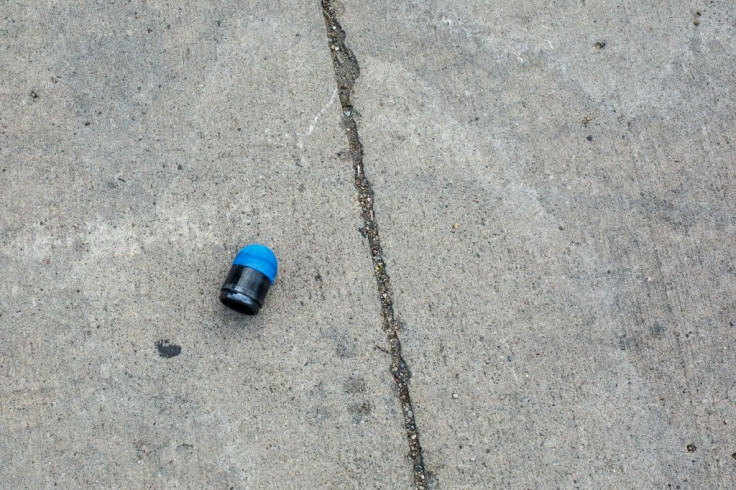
xmin=338 ymin=0 xmax=735 ymax=487
xmin=1 ymin=1 xmax=408 ymax=487
xmin=2 ymin=0 xmax=734 ymax=488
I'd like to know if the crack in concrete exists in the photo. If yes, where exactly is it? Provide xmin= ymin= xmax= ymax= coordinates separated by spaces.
xmin=319 ymin=1 xmax=428 ymax=488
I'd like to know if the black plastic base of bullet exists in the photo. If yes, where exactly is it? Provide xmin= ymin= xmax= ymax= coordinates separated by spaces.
xmin=220 ymin=289 xmax=260 ymax=315
xmin=219 ymin=265 xmax=271 ymax=315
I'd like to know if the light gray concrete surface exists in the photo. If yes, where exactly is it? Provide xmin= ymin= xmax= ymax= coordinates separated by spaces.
xmin=0 ymin=2 xmax=410 ymax=488
xmin=2 ymin=0 xmax=735 ymax=488
xmin=339 ymin=0 xmax=735 ymax=487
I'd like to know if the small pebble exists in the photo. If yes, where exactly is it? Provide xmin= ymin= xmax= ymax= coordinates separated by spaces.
xmin=452 ymin=393 xmax=459 ymax=399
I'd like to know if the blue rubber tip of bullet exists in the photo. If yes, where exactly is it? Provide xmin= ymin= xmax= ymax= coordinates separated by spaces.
xmin=232 ymin=244 xmax=278 ymax=284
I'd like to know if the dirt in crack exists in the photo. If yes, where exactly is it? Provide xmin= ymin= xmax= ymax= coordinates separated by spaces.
xmin=320 ymin=1 xmax=428 ymax=488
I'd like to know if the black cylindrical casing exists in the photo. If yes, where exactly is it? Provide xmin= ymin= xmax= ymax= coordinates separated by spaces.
xmin=219 ymin=265 xmax=271 ymax=315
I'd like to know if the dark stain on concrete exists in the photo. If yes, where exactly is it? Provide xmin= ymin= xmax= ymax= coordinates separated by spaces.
xmin=329 ymin=329 xmax=354 ymax=358
xmin=348 ymin=401 xmax=372 ymax=424
xmin=650 ymin=322 xmax=666 ymax=339
xmin=155 ymin=339 xmax=181 ymax=358
xmin=343 ymin=376 xmax=366 ymax=394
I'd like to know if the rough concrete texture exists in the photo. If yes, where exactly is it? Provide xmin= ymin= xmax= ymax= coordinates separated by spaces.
xmin=338 ymin=0 xmax=735 ymax=487
xmin=0 ymin=1 xmax=410 ymax=487
xmin=1 ymin=0 xmax=734 ymax=489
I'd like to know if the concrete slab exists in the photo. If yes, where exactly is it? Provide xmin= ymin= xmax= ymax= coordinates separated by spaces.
xmin=338 ymin=0 xmax=735 ymax=487
xmin=3 ymin=0 xmax=735 ymax=487
xmin=0 ymin=1 xmax=410 ymax=487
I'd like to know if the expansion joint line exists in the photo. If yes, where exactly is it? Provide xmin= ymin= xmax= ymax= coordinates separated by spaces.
xmin=320 ymin=1 xmax=428 ymax=488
